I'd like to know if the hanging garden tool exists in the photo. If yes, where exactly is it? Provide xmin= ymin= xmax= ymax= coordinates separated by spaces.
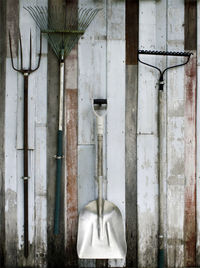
xmin=77 ymin=99 xmax=127 ymax=259
xmin=138 ymin=49 xmax=193 ymax=268
xmin=24 ymin=5 xmax=101 ymax=235
xmin=9 ymin=31 xmax=42 ymax=258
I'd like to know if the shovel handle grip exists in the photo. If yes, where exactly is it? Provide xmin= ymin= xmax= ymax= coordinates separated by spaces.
xmin=94 ymin=99 xmax=107 ymax=105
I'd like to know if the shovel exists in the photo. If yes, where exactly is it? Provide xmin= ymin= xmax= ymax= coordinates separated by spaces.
xmin=77 ymin=99 xmax=127 ymax=259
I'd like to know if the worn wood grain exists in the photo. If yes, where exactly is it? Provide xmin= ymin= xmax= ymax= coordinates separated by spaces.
xmin=4 ymin=0 xmax=19 ymax=266
xmin=184 ymin=53 xmax=197 ymax=268
xmin=47 ymin=2 xmax=65 ymax=266
xmin=34 ymin=12 xmax=48 ymax=265
xmin=66 ymin=89 xmax=78 ymax=267
xmin=138 ymin=2 xmax=158 ymax=267
xmin=185 ymin=0 xmax=197 ymax=50
xmin=126 ymin=0 xmax=138 ymax=65
xmin=4 ymin=59 xmax=18 ymax=267
xmin=125 ymin=1 xmax=139 ymax=266
xmin=78 ymin=1 xmax=106 ymax=267
xmin=77 ymin=145 xmax=96 ymax=268
xmin=167 ymin=1 xmax=185 ymax=266
xmin=107 ymin=1 xmax=125 ymax=267
xmin=196 ymin=2 xmax=200 ymax=265
xmin=0 ymin=0 xmax=6 ymax=265
xmin=184 ymin=1 xmax=197 ymax=267
xmin=125 ymin=65 xmax=138 ymax=268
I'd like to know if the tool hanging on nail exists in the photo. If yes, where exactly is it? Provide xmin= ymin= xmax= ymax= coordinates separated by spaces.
xmin=25 ymin=4 xmax=101 ymax=235
xmin=9 ymin=30 xmax=42 ymax=258
xmin=138 ymin=49 xmax=192 ymax=268
xmin=138 ymin=50 xmax=193 ymax=91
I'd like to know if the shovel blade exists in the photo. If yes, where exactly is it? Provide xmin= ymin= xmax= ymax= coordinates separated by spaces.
xmin=77 ymin=200 xmax=127 ymax=259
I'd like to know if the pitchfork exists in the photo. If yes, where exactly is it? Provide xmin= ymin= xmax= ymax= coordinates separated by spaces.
xmin=9 ymin=30 xmax=42 ymax=258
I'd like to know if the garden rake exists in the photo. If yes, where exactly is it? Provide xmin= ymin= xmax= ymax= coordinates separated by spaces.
xmin=9 ymin=30 xmax=42 ymax=258
xmin=138 ymin=49 xmax=193 ymax=268
xmin=25 ymin=5 xmax=101 ymax=235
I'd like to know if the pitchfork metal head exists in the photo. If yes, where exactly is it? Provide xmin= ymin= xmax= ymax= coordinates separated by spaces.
xmin=9 ymin=30 xmax=42 ymax=75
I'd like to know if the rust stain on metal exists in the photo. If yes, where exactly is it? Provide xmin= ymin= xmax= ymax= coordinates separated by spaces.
xmin=66 ymin=89 xmax=78 ymax=266
xmin=184 ymin=53 xmax=197 ymax=267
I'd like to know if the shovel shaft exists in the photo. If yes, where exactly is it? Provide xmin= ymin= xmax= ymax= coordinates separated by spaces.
xmin=23 ymin=74 xmax=29 ymax=258
xmin=97 ymin=133 xmax=103 ymax=239
xmin=158 ymin=88 xmax=165 ymax=267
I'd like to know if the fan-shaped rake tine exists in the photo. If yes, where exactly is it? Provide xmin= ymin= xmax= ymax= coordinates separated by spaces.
xmin=47 ymin=34 xmax=60 ymax=59
xmin=79 ymin=8 xmax=92 ymax=29
xmin=81 ymin=9 xmax=100 ymax=30
xmin=80 ymin=8 xmax=98 ymax=30
xmin=68 ymin=6 xmax=78 ymax=30
xmin=24 ymin=7 xmax=43 ymax=31
xmin=30 ymin=6 xmax=46 ymax=30
xmin=35 ymin=6 xmax=48 ymax=30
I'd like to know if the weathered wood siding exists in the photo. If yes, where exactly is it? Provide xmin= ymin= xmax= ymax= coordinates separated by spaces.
xmin=1 ymin=0 xmax=200 ymax=267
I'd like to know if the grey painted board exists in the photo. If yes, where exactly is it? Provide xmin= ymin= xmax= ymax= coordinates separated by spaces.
xmin=125 ymin=65 xmax=138 ymax=267
xmin=0 ymin=0 xmax=6 ymax=265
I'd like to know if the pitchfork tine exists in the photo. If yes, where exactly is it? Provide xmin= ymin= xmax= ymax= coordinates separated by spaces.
xmin=32 ymin=31 xmax=42 ymax=72
xmin=19 ymin=31 xmax=23 ymax=70
xmin=30 ymin=30 xmax=32 ymax=70
xmin=9 ymin=31 xmax=18 ymax=71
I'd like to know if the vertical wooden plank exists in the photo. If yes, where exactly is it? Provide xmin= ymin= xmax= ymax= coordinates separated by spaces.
xmin=0 ymin=0 xmax=6 ymax=265
xmin=34 ymin=0 xmax=48 ymax=264
xmin=138 ymin=1 xmax=158 ymax=267
xmin=65 ymin=88 xmax=78 ymax=267
xmin=64 ymin=4 xmax=78 ymax=267
xmin=156 ymin=1 xmax=167 ymax=267
xmin=78 ymin=0 xmax=106 ymax=267
xmin=17 ymin=2 xmax=38 ymax=265
xmin=125 ymin=0 xmax=138 ymax=267
xmin=196 ymin=1 xmax=200 ymax=265
xmin=167 ymin=0 xmax=185 ymax=266
xmin=4 ymin=0 xmax=19 ymax=266
xmin=107 ymin=1 xmax=125 ymax=267
xmin=77 ymin=145 xmax=96 ymax=268
xmin=78 ymin=0 xmax=106 ymax=146
xmin=47 ymin=1 xmax=66 ymax=266
xmin=4 ymin=60 xmax=18 ymax=267
xmin=184 ymin=1 xmax=197 ymax=266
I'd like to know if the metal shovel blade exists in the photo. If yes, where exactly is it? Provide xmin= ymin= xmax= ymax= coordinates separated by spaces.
xmin=77 ymin=199 xmax=127 ymax=259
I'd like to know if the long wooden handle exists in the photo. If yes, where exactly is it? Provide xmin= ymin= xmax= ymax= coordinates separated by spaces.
xmin=23 ymin=74 xmax=29 ymax=258
xmin=158 ymin=89 xmax=165 ymax=268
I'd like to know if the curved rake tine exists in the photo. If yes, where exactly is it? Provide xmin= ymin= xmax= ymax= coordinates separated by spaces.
xmin=9 ymin=31 xmax=19 ymax=72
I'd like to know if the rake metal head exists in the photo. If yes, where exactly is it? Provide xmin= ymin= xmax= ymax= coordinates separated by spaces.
xmin=9 ymin=30 xmax=42 ymax=75
xmin=24 ymin=5 xmax=101 ymax=60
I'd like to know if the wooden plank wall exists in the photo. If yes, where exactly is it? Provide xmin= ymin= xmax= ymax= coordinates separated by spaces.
xmin=138 ymin=0 xmax=198 ymax=268
xmin=3 ymin=0 xmax=48 ymax=267
xmin=1 ymin=0 xmax=200 ymax=267
xmin=125 ymin=0 xmax=138 ymax=267
xmin=0 ymin=0 xmax=6 ymax=266
xmin=197 ymin=1 xmax=200 ymax=266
